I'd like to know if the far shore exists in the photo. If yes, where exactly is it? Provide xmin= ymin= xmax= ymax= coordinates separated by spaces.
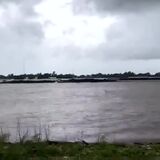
xmin=1 ymin=77 xmax=160 ymax=84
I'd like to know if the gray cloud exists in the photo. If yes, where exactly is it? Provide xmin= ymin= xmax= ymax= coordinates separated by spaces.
xmin=0 ymin=0 xmax=160 ymax=74
xmin=73 ymin=0 xmax=160 ymax=14
xmin=0 ymin=0 xmax=45 ymax=74
xmin=0 ymin=0 xmax=43 ymax=40
xmin=0 ymin=0 xmax=41 ymax=15
xmin=72 ymin=0 xmax=160 ymax=62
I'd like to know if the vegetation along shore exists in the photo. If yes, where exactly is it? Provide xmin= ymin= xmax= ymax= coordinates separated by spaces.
xmin=0 ymin=127 xmax=160 ymax=160
xmin=1 ymin=141 xmax=160 ymax=159
xmin=1 ymin=71 xmax=160 ymax=83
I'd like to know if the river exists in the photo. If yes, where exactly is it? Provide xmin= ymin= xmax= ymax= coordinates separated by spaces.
xmin=0 ymin=81 xmax=160 ymax=143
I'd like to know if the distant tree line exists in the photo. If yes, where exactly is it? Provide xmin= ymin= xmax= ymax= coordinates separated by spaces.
xmin=0 ymin=71 xmax=160 ymax=80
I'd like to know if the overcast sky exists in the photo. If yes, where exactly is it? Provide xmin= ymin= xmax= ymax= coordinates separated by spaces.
xmin=0 ymin=0 xmax=160 ymax=75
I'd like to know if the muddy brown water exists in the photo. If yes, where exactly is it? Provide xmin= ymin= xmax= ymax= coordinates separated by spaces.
xmin=0 ymin=81 xmax=160 ymax=143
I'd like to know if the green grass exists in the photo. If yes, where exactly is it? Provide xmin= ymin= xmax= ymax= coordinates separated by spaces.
xmin=0 ymin=142 xmax=160 ymax=160
xmin=0 ymin=126 xmax=160 ymax=159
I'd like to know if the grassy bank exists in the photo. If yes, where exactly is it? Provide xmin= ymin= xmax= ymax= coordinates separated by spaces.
xmin=0 ymin=141 xmax=160 ymax=160
xmin=0 ymin=124 xmax=160 ymax=159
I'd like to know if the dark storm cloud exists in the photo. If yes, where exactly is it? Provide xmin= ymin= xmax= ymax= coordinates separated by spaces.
xmin=72 ymin=0 xmax=160 ymax=61
xmin=73 ymin=0 xmax=160 ymax=14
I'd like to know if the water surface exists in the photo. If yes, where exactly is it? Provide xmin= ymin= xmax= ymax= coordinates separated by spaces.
xmin=0 ymin=81 xmax=160 ymax=143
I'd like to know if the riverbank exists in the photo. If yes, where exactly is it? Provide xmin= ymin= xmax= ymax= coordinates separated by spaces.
xmin=0 ymin=141 xmax=160 ymax=160
xmin=0 ymin=78 xmax=117 ymax=84
xmin=1 ymin=77 xmax=160 ymax=84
